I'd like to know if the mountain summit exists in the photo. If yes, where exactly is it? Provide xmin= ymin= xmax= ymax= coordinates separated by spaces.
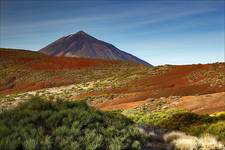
xmin=39 ymin=31 xmax=151 ymax=66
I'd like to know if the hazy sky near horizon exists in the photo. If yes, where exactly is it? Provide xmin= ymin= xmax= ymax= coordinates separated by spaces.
xmin=0 ymin=0 xmax=224 ymax=65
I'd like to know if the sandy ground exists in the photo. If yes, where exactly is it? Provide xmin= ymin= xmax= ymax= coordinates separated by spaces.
xmin=175 ymin=92 xmax=225 ymax=114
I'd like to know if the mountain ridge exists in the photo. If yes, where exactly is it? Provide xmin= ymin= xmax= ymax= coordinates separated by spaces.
xmin=39 ymin=31 xmax=151 ymax=66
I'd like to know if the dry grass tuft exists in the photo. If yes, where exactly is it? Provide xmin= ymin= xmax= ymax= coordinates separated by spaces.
xmin=164 ymin=131 xmax=186 ymax=143
xmin=165 ymin=132 xmax=225 ymax=150
xmin=172 ymin=136 xmax=199 ymax=150
xmin=199 ymin=134 xmax=224 ymax=150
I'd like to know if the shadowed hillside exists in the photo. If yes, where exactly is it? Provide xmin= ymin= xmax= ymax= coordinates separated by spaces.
xmin=39 ymin=31 xmax=151 ymax=66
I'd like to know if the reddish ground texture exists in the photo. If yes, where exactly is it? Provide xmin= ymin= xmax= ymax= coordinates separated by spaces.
xmin=0 ymin=48 xmax=119 ymax=71
xmin=111 ymin=64 xmax=224 ymax=97
xmin=77 ymin=64 xmax=225 ymax=110
xmin=1 ymin=48 xmax=225 ymax=113
xmin=175 ymin=92 xmax=225 ymax=114
xmin=2 ymin=79 xmax=74 ymax=95
xmin=95 ymin=92 xmax=147 ymax=110
xmin=0 ymin=48 xmax=121 ymax=94
xmin=98 ymin=100 xmax=146 ymax=111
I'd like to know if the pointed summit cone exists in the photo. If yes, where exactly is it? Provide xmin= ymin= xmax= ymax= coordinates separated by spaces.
xmin=76 ymin=30 xmax=87 ymax=35
xmin=39 ymin=31 xmax=151 ymax=66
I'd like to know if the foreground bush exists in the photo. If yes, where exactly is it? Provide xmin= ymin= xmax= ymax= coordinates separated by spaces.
xmin=0 ymin=97 xmax=146 ymax=150
xmin=122 ymin=109 xmax=225 ymax=141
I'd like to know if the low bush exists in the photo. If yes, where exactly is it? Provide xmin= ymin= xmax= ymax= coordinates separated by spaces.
xmin=123 ymin=109 xmax=225 ymax=140
xmin=0 ymin=97 xmax=146 ymax=150
xmin=185 ymin=121 xmax=225 ymax=141
xmin=211 ymin=111 xmax=225 ymax=120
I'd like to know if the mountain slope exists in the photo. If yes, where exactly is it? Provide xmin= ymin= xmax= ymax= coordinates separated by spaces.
xmin=39 ymin=31 xmax=151 ymax=66
xmin=0 ymin=48 xmax=146 ymax=95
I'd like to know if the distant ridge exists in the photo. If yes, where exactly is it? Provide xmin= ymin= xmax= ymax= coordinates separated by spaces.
xmin=39 ymin=31 xmax=151 ymax=66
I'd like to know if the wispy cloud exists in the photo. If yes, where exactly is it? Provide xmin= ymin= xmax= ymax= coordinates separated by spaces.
xmin=1 ymin=0 xmax=221 ymax=36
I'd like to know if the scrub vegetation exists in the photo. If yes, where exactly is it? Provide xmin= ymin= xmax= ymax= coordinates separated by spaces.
xmin=1 ymin=49 xmax=225 ymax=149
xmin=122 ymin=109 xmax=225 ymax=141
xmin=0 ymin=96 xmax=147 ymax=150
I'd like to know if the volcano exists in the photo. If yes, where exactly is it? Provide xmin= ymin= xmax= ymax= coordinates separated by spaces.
xmin=39 ymin=31 xmax=151 ymax=66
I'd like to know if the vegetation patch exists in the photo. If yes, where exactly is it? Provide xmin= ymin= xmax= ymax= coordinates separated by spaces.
xmin=0 ymin=96 xmax=147 ymax=150
xmin=164 ymin=132 xmax=224 ymax=150
xmin=122 ymin=109 xmax=225 ymax=141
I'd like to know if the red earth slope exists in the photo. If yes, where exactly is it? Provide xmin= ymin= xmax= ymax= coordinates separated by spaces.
xmin=0 ymin=48 xmax=123 ymax=94
xmin=75 ymin=63 xmax=225 ymax=110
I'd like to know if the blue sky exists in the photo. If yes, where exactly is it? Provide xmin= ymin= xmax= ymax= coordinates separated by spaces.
xmin=0 ymin=0 xmax=224 ymax=65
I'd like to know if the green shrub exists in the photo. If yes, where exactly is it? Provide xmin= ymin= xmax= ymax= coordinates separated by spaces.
xmin=183 ymin=121 xmax=225 ymax=140
xmin=123 ymin=109 xmax=225 ymax=140
xmin=131 ymin=140 xmax=141 ymax=150
xmin=206 ymin=121 xmax=225 ymax=140
xmin=212 ymin=112 xmax=225 ymax=120
xmin=109 ymin=137 xmax=123 ymax=150
xmin=0 ymin=97 xmax=146 ymax=150
xmin=0 ymin=136 xmax=20 ymax=150
xmin=0 ymin=121 xmax=11 ymax=137
xmin=40 ymin=136 xmax=52 ymax=150
xmin=23 ymin=139 xmax=37 ymax=150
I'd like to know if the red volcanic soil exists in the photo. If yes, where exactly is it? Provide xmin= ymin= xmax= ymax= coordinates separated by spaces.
xmin=76 ymin=64 xmax=225 ymax=110
xmin=1 ymin=48 xmax=225 ymax=114
xmin=107 ymin=64 xmax=224 ymax=97
xmin=0 ymin=48 xmax=119 ymax=71
xmin=0 ymin=48 xmax=121 ymax=94
xmin=95 ymin=92 xmax=147 ymax=110
xmin=98 ymin=100 xmax=146 ymax=111
xmin=175 ymin=92 xmax=225 ymax=114
xmin=25 ymin=57 xmax=119 ymax=70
